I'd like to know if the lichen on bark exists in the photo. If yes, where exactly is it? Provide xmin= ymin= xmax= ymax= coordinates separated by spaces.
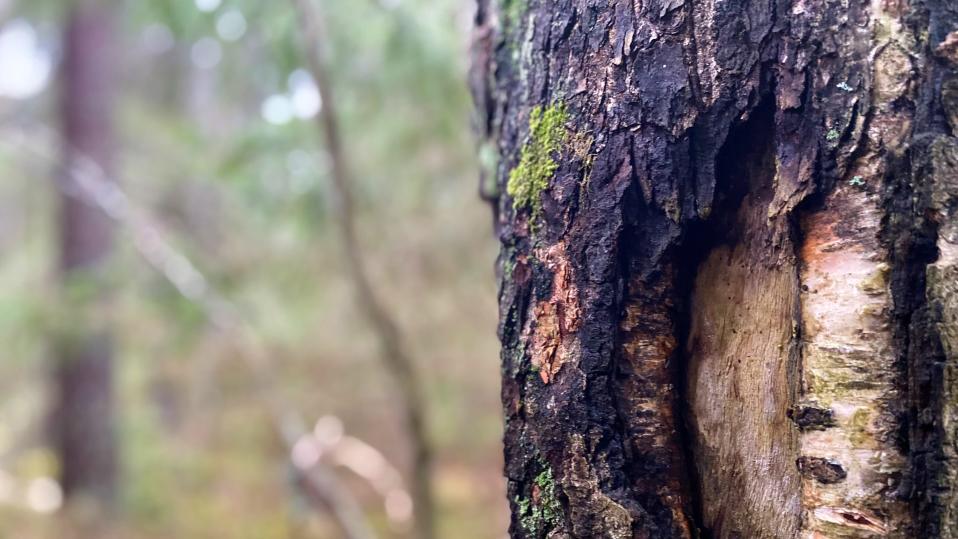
xmin=516 ymin=464 xmax=563 ymax=536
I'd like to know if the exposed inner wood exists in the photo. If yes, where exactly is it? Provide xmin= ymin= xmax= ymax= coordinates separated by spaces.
xmin=798 ymin=188 xmax=909 ymax=538
xmin=789 ymin=4 xmax=916 ymax=536
xmin=685 ymin=106 xmax=801 ymax=538
xmin=686 ymin=202 xmax=802 ymax=539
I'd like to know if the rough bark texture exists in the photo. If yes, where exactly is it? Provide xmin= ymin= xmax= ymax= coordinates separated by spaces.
xmin=52 ymin=0 xmax=118 ymax=509
xmin=470 ymin=0 xmax=958 ymax=537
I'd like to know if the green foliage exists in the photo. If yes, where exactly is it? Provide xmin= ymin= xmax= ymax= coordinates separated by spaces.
xmin=507 ymin=103 xmax=569 ymax=220
xmin=849 ymin=175 xmax=865 ymax=187
xmin=826 ymin=129 xmax=840 ymax=142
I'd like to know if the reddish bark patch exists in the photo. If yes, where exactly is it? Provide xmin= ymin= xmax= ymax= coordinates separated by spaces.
xmin=527 ymin=243 xmax=580 ymax=384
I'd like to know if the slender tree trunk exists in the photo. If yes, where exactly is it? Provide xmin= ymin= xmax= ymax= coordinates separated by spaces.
xmin=471 ymin=0 xmax=958 ymax=537
xmin=52 ymin=0 xmax=118 ymax=511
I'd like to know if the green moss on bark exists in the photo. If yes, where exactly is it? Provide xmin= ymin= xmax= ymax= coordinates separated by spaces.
xmin=507 ymin=104 xmax=569 ymax=220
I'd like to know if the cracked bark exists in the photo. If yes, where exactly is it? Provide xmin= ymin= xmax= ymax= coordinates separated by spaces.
xmin=471 ymin=0 xmax=958 ymax=537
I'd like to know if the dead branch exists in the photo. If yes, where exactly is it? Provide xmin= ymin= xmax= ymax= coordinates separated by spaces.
xmin=289 ymin=1 xmax=436 ymax=538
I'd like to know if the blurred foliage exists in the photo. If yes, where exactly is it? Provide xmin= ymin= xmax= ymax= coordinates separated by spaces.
xmin=0 ymin=0 xmax=504 ymax=537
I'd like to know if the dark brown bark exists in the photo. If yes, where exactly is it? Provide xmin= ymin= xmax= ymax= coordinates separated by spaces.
xmin=52 ymin=0 xmax=118 ymax=509
xmin=472 ymin=0 xmax=958 ymax=537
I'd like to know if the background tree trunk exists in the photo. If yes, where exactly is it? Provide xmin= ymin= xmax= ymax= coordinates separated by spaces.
xmin=471 ymin=0 xmax=958 ymax=537
xmin=52 ymin=0 xmax=118 ymax=511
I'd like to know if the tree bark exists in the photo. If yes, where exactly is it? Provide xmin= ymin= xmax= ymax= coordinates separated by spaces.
xmin=471 ymin=0 xmax=958 ymax=537
xmin=52 ymin=0 xmax=118 ymax=511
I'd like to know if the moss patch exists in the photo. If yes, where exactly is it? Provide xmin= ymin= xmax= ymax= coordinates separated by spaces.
xmin=507 ymin=103 xmax=569 ymax=220
xmin=517 ymin=464 xmax=562 ymax=536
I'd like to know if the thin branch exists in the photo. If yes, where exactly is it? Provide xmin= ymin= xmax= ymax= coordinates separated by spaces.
xmin=2 ymin=126 xmax=381 ymax=539
xmin=289 ymin=2 xmax=436 ymax=538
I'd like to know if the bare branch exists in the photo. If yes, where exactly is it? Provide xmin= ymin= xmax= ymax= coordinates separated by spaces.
xmin=289 ymin=1 xmax=436 ymax=538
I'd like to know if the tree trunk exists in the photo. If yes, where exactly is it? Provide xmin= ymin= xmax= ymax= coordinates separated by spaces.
xmin=52 ymin=0 xmax=118 ymax=511
xmin=470 ymin=0 xmax=958 ymax=537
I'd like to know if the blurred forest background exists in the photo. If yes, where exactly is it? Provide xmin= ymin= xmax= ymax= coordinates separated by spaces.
xmin=0 ymin=0 xmax=505 ymax=537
